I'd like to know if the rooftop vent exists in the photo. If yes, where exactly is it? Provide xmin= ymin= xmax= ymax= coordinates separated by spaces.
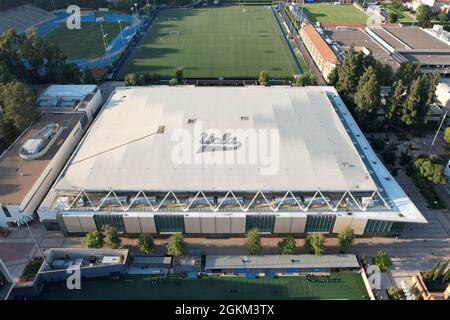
xmin=19 ymin=123 xmax=61 ymax=160
xmin=157 ymin=126 xmax=165 ymax=134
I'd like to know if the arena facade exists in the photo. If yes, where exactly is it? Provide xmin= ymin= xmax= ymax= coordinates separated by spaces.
xmin=38 ymin=86 xmax=427 ymax=237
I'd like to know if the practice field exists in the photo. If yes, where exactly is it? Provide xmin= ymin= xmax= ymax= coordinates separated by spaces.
xmin=36 ymin=273 xmax=369 ymax=300
xmin=303 ymin=4 xmax=368 ymax=24
xmin=45 ymin=22 xmax=128 ymax=60
xmin=119 ymin=6 xmax=300 ymax=78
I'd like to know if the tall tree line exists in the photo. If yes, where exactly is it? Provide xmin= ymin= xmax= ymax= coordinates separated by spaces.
xmin=329 ymin=45 xmax=439 ymax=129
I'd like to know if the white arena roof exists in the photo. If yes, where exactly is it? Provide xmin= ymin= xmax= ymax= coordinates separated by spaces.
xmin=55 ymin=86 xmax=377 ymax=193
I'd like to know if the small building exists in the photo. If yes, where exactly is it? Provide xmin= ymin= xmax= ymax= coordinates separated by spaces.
xmin=0 ymin=84 xmax=102 ymax=228
xmin=204 ymin=254 xmax=360 ymax=274
xmin=38 ymin=85 xmax=103 ymax=122
xmin=0 ymin=259 xmax=14 ymax=300
xmin=300 ymin=22 xmax=340 ymax=82
xmin=128 ymin=255 xmax=173 ymax=274
xmin=0 ymin=112 xmax=88 ymax=228
xmin=11 ymin=248 xmax=129 ymax=299
xmin=436 ymin=82 xmax=450 ymax=109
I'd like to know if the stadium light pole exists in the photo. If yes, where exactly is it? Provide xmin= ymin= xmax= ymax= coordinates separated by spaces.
xmin=99 ymin=18 xmax=108 ymax=56
xmin=104 ymin=33 xmax=113 ymax=67
xmin=118 ymin=20 xmax=124 ymax=46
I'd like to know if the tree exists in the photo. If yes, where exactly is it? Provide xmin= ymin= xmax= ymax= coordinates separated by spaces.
xmin=259 ymin=70 xmax=269 ymax=86
xmin=138 ymin=234 xmax=155 ymax=255
xmin=55 ymin=63 xmax=81 ymax=84
xmin=386 ymin=79 xmax=405 ymax=120
xmin=438 ymin=12 xmax=449 ymax=24
xmin=416 ymin=5 xmax=432 ymax=28
xmin=83 ymin=68 xmax=97 ymax=84
xmin=169 ymin=78 xmax=178 ymax=86
xmin=175 ymin=67 xmax=184 ymax=83
xmin=125 ymin=73 xmax=139 ymax=86
xmin=336 ymin=46 xmax=359 ymax=96
xmin=292 ymin=72 xmax=316 ymax=87
xmin=81 ymin=231 xmax=104 ymax=248
xmin=305 ymin=234 xmax=325 ymax=256
xmin=246 ymin=228 xmax=261 ymax=255
xmin=387 ymin=12 xmax=398 ymax=23
xmin=338 ymin=226 xmax=355 ymax=253
xmin=444 ymin=127 xmax=450 ymax=145
xmin=413 ymin=157 xmax=448 ymax=185
xmin=328 ymin=67 xmax=339 ymax=85
xmin=167 ymin=233 xmax=186 ymax=258
xmin=277 ymin=235 xmax=296 ymax=255
xmin=401 ymin=75 xmax=428 ymax=127
xmin=395 ymin=63 xmax=422 ymax=85
xmin=382 ymin=145 xmax=397 ymax=166
xmin=354 ymin=66 xmax=380 ymax=123
xmin=373 ymin=250 xmax=392 ymax=272
xmin=103 ymin=225 xmax=121 ymax=249
xmin=0 ymin=81 xmax=39 ymax=130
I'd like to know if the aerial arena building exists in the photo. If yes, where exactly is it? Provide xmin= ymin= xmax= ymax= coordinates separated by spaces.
xmin=38 ymin=86 xmax=427 ymax=237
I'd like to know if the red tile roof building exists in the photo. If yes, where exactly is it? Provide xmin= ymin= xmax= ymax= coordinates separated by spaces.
xmin=300 ymin=22 xmax=340 ymax=82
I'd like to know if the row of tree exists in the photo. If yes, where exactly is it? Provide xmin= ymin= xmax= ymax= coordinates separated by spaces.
xmin=0 ymin=28 xmax=96 ymax=147
xmin=246 ymin=226 xmax=356 ymax=256
xmin=329 ymin=45 xmax=439 ymax=129
xmin=81 ymin=226 xmax=394 ymax=273
xmin=0 ymin=29 xmax=94 ymax=84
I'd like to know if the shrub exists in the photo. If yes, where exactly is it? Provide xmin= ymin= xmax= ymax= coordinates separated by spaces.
xmin=103 ymin=225 xmax=121 ymax=249
xmin=246 ymin=228 xmax=261 ymax=255
xmin=124 ymin=73 xmax=139 ymax=86
xmin=338 ymin=226 xmax=355 ymax=253
xmin=259 ymin=70 xmax=269 ymax=86
xmin=373 ymin=251 xmax=392 ymax=272
xmin=138 ymin=234 xmax=155 ymax=255
xmin=277 ymin=235 xmax=296 ymax=255
xmin=175 ymin=67 xmax=184 ymax=83
xmin=305 ymin=234 xmax=325 ymax=256
xmin=444 ymin=127 xmax=450 ymax=146
xmin=387 ymin=12 xmax=398 ymax=23
xmin=167 ymin=233 xmax=186 ymax=258
xmin=169 ymin=78 xmax=178 ymax=86
xmin=81 ymin=231 xmax=104 ymax=248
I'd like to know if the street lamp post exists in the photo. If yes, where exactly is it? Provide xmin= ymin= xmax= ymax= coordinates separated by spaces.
xmin=24 ymin=219 xmax=48 ymax=267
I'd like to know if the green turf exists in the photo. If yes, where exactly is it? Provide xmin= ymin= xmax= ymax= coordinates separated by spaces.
xmin=303 ymin=4 xmax=368 ymax=24
xmin=36 ymin=273 xmax=369 ymax=300
xmin=382 ymin=2 xmax=415 ymax=22
xmin=45 ymin=22 xmax=128 ymax=60
xmin=119 ymin=6 xmax=300 ymax=78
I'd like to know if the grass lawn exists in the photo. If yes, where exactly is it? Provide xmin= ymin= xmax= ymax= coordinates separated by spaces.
xmin=382 ymin=2 xmax=415 ymax=23
xmin=36 ymin=273 xmax=369 ymax=300
xmin=45 ymin=22 xmax=127 ymax=60
xmin=303 ymin=3 xmax=368 ymax=24
xmin=119 ymin=5 xmax=300 ymax=78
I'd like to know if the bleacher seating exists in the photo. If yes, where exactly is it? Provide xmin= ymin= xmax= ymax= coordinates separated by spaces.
xmin=0 ymin=4 xmax=55 ymax=34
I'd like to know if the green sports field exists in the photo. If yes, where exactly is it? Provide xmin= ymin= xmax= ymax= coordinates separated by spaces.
xmin=119 ymin=6 xmax=301 ymax=78
xmin=303 ymin=4 xmax=368 ymax=24
xmin=36 ymin=273 xmax=369 ymax=300
xmin=45 ymin=22 xmax=128 ymax=60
